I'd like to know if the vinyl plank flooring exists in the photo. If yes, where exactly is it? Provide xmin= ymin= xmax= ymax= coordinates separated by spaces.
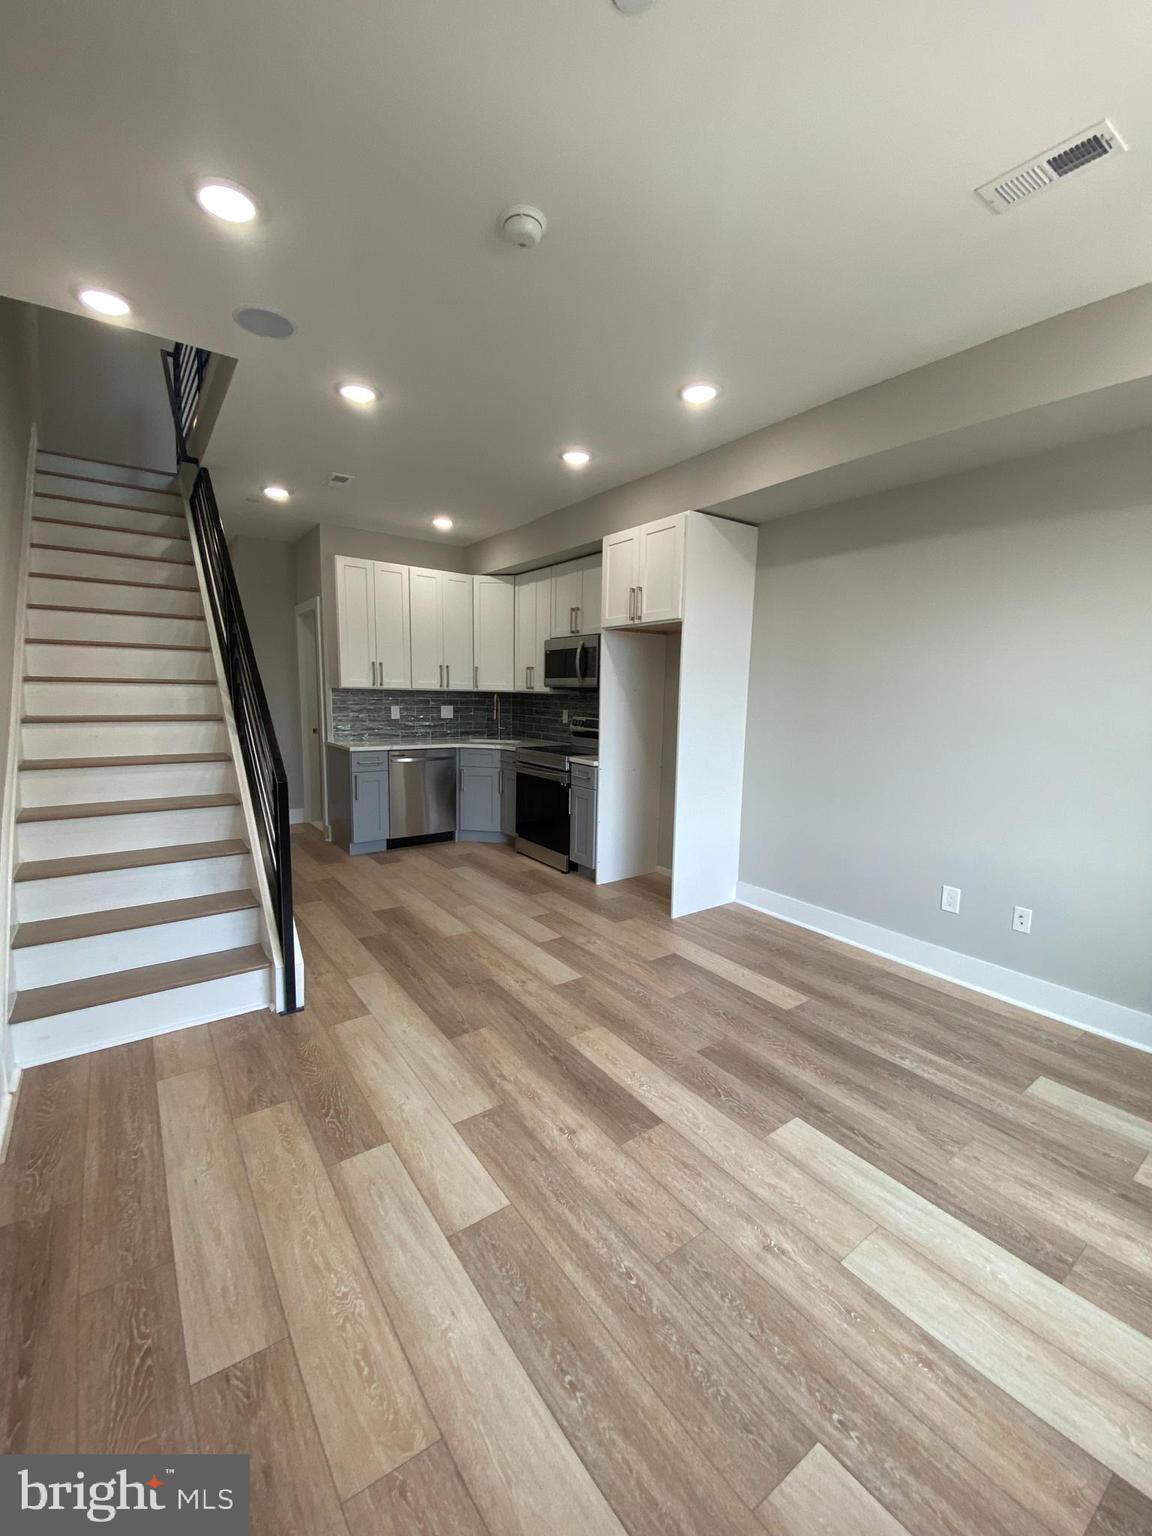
xmin=344 ymin=1442 xmax=489 ymax=1536
xmin=458 ymin=1026 xmax=699 ymax=1261
xmin=296 ymin=899 xmax=385 ymax=979
xmin=771 ymin=1118 xmax=1152 ymax=1413
xmin=274 ymin=1011 xmax=388 ymax=1166
xmin=351 ymin=970 xmax=499 ymax=1122
xmin=334 ymin=1143 xmax=627 ymax=1536
xmin=0 ymin=1202 xmax=80 ymax=1452
xmin=236 ymin=1101 xmax=437 ymax=1499
xmin=564 ymin=970 xmax=727 ymax=1055
xmin=543 ymin=930 xmax=689 ymax=1002
xmin=845 ymin=1230 xmax=1152 ymax=1499
xmin=4 ymin=1055 xmax=90 ymax=1218
xmin=461 ymin=906 xmax=580 ymax=985
xmin=1084 ymin=1477 xmax=1152 ymax=1536
xmin=210 ymin=1012 xmax=296 ymax=1119
xmin=573 ymin=1027 xmax=874 ymax=1258
xmin=453 ymin=1204 xmax=765 ymax=1536
xmin=153 ymin=1023 xmax=216 ymax=1079
xmin=1064 ymin=1247 xmax=1152 ymax=1337
xmin=1025 ymin=1078 xmax=1152 ymax=1152
xmin=759 ymin=1443 xmax=913 ymax=1536
xmin=193 ymin=1337 xmax=348 ymax=1536
xmin=377 ymin=875 xmax=471 ymax=939
xmin=459 ymin=1104 xmax=813 ymax=1506
xmin=335 ymin=1015 xmax=507 ymax=1235
xmin=627 ymin=921 xmax=808 ymax=1009
xmin=77 ymin=1262 xmax=195 ymax=1453
xmin=629 ymin=1124 xmax=1107 ymax=1536
xmin=478 ymin=970 xmax=604 ymax=1041
xmin=1136 ymin=1156 xmax=1152 ymax=1190
xmin=79 ymin=1040 xmax=171 ymax=1294
xmin=157 ymin=1066 xmax=286 ymax=1383
xmin=539 ymin=891 xmax=674 ymax=960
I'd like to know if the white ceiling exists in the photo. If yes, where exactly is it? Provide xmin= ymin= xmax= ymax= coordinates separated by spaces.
xmin=4 ymin=0 xmax=1152 ymax=544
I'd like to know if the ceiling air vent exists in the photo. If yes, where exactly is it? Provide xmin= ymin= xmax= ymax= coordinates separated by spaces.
xmin=975 ymin=120 xmax=1127 ymax=213
xmin=328 ymin=472 xmax=354 ymax=487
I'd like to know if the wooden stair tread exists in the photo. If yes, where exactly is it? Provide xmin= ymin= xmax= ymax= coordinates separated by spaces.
xmin=20 ymin=753 xmax=231 ymax=770
xmin=18 ymin=793 xmax=239 ymax=823
xmin=28 ymin=639 xmax=209 ymax=652
xmin=13 ymin=890 xmax=259 ymax=949
xmin=32 ymin=541 xmax=193 ymax=566
xmin=37 ymin=469 xmax=180 ymax=498
xmin=25 ymin=676 xmax=216 ymax=685
xmin=38 ymin=448 xmax=176 ymax=479
xmin=29 ymin=573 xmax=199 ymax=592
xmin=26 ymin=603 xmax=205 ymax=621
xmin=23 ymin=714 xmax=223 ymax=724
xmin=33 ymin=514 xmax=189 ymax=542
xmin=9 ymin=945 xmax=268 ymax=1024
xmin=15 ymin=838 xmax=249 ymax=882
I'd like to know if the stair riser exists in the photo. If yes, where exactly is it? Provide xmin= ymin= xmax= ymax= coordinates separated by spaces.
xmin=22 ymin=720 xmax=229 ymax=759
xmin=11 ymin=967 xmax=273 ymax=1068
xmin=32 ymin=516 xmax=189 ymax=561
xmin=31 ymin=546 xmax=195 ymax=589
xmin=14 ymin=908 xmax=262 ymax=989
xmin=24 ymin=680 xmax=219 ymax=715
xmin=19 ymin=805 xmax=246 ymax=861
xmin=37 ymin=452 xmax=176 ymax=491
xmin=24 ymin=643 xmax=215 ymax=682
xmin=35 ymin=477 xmax=182 ymax=516
xmin=14 ymin=853 xmax=254 ymax=922
xmin=26 ymin=608 xmax=209 ymax=645
xmin=19 ymin=761 xmax=236 ymax=806
xmin=29 ymin=575 xmax=203 ymax=616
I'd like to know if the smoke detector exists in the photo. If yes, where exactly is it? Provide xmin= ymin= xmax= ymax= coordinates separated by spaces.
xmin=499 ymin=204 xmax=548 ymax=249
xmin=976 ymin=120 xmax=1127 ymax=213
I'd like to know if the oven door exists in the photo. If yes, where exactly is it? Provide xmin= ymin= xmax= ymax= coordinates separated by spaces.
xmin=515 ymin=763 xmax=572 ymax=872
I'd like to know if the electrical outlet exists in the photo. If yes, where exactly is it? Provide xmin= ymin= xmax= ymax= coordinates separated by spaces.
xmin=940 ymin=885 xmax=961 ymax=914
xmin=390 ymin=705 xmax=401 ymax=720
xmin=1013 ymin=905 xmax=1032 ymax=934
xmin=440 ymin=704 xmax=453 ymax=719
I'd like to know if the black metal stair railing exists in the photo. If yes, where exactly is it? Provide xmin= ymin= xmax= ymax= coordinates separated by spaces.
xmin=162 ymin=343 xmax=300 ymax=1013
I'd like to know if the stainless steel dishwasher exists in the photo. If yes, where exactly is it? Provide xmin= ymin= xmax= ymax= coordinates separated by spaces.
xmin=388 ymin=748 xmax=457 ymax=840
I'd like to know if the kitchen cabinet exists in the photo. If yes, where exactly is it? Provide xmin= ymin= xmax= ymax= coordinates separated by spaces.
xmin=601 ymin=513 xmax=686 ymax=628
xmin=410 ymin=567 xmax=474 ymax=689
xmin=326 ymin=747 xmax=390 ymax=853
xmin=500 ymin=757 xmax=516 ymax=837
xmin=473 ymin=576 xmax=515 ymax=690
xmin=334 ymin=556 xmax=411 ymax=688
xmin=551 ymin=554 xmax=602 ymax=636
xmin=570 ymin=761 xmax=597 ymax=870
xmin=458 ymin=748 xmax=503 ymax=838
xmin=514 ymin=567 xmax=551 ymax=690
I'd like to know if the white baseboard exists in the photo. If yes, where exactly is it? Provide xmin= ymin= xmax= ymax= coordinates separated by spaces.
xmin=0 ymin=1070 xmax=22 ymax=1161
xmin=289 ymin=807 xmax=306 ymax=825
xmin=735 ymin=881 xmax=1152 ymax=1055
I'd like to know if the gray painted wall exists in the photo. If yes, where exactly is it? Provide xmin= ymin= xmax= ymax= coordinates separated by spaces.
xmin=231 ymin=536 xmax=305 ymax=810
xmin=739 ymin=426 xmax=1152 ymax=1011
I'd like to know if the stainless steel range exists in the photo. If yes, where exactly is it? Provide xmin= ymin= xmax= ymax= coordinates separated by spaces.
xmin=514 ymin=716 xmax=598 ymax=872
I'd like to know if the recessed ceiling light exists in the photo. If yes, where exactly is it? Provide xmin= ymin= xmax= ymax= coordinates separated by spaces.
xmin=196 ymin=179 xmax=258 ymax=223
xmin=680 ymin=382 xmax=719 ymax=405
xmin=561 ymin=449 xmax=591 ymax=468
xmin=432 ymin=515 xmax=454 ymax=531
xmin=262 ymin=484 xmax=290 ymax=502
xmin=77 ymin=287 xmax=131 ymax=318
xmin=338 ymin=383 xmax=377 ymax=405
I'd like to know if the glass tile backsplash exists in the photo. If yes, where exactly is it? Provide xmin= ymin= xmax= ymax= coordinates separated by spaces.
xmin=330 ymin=688 xmax=598 ymax=742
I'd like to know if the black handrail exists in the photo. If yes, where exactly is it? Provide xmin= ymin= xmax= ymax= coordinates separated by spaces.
xmin=162 ymin=345 xmax=300 ymax=1013
xmin=162 ymin=342 xmax=209 ymax=465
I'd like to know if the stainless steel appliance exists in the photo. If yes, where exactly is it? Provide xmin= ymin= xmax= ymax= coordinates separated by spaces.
xmin=388 ymin=748 xmax=456 ymax=841
xmin=543 ymin=633 xmax=599 ymax=690
xmin=514 ymin=717 xmax=598 ymax=871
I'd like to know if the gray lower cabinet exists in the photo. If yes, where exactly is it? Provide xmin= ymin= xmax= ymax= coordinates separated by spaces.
xmin=327 ymin=747 xmax=390 ymax=853
xmin=570 ymin=761 xmax=597 ymax=870
xmin=458 ymin=748 xmax=504 ymax=839
xmin=500 ymin=758 xmax=516 ymax=837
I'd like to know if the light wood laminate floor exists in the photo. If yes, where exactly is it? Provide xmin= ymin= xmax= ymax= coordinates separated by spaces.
xmin=3 ymin=827 xmax=1152 ymax=1535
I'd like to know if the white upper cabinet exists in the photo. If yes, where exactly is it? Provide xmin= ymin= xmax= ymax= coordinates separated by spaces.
xmin=514 ymin=567 xmax=551 ymax=690
xmin=473 ymin=575 xmax=515 ymax=690
xmin=335 ymin=555 xmax=411 ymax=687
xmin=550 ymin=554 xmax=603 ymax=636
xmin=601 ymin=514 xmax=686 ymax=628
xmin=409 ymin=567 xmax=473 ymax=689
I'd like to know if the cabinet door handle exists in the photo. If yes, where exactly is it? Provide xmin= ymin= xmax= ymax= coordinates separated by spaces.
xmin=474 ymin=664 xmax=479 ymax=689
xmin=446 ymin=663 xmax=450 ymax=688
xmin=628 ymin=587 xmax=635 ymax=621
xmin=637 ymin=586 xmax=643 ymax=621
xmin=438 ymin=663 xmax=443 ymax=688
xmin=575 ymin=605 xmax=581 ymax=632
xmin=354 ymin=775 xmax=359 ymax=802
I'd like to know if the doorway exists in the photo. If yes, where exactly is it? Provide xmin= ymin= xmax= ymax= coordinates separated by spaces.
xmin=295 ymin=598 xmax=326 ymax=830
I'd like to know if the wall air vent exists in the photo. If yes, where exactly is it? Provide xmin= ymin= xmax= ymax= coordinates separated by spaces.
xmin=328 ymin=472 xmax=354 ymax=487
xmin=976 ymin=120 xmax=1127 ymax=213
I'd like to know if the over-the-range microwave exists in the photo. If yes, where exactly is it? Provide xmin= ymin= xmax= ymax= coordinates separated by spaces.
xmin=543 ymin=633 xmax=599 ymax=690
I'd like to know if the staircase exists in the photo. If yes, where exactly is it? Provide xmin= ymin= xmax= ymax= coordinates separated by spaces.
xmin=9 ymin=449 xmax=275 ymax=1063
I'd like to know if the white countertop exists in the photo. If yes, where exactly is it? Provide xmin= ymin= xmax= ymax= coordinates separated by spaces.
xmin=569 ymin=755 xmax=599 ymax=767
xmin=328 ymin=737 xmax=528 ymax=753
